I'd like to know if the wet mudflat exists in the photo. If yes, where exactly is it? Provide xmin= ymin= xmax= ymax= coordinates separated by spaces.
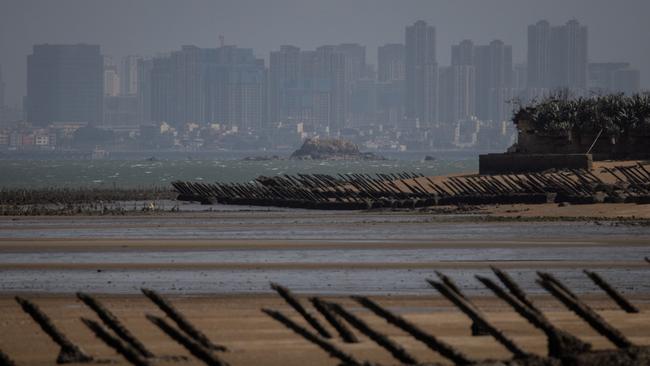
xmin=0 ymin=211 xmax=648 ymax=296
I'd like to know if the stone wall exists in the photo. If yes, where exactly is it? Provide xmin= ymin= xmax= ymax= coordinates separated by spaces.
xmin=479 ymin=153 xmax=593 ymax=174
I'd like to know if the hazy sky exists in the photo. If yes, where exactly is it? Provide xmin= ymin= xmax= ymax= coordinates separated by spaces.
xmin=1 ymin=0 xmax=649 ymax=105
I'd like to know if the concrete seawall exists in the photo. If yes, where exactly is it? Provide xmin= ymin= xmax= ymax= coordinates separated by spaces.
xmin=479 ymin=153 xmax=593 ymax=174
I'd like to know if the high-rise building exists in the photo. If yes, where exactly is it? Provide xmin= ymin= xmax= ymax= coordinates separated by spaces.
xmin=450 ymin=39 xmax=513 ymax=123
xmin=137 ymin=58 xmax=154 ymax=123
xmin=27 ymin=44 xmax=104 ymax=126
xmin=268 ymin=45 xmax=346 ymax=133
xmin=550 ymin=19 xmax=588 ymax=90
xmin=0 ymin=65 xmax=5 ymax=121
xmin=588 ymin=62 xmax=640 ymax=95
xmin=476 ymin=40 xmax=513 ymax=122
xmin=205 ymin=46 xmax=267 ymax=130
xmin=513 ymin=63 xmax=528 ymax=91
xmin=527 ymin=20 xmax=551 ymax=89
xmin=439 ymin=65 xmax=476 ymax=125
xmin=405 ymin=20 xmax=438 ymax=129
xmin=336 ymin=44 xmax=366 ymax=84
xmin=528 ymin=19 xmax=588 ymax=92
xmin=588 ymin=62 xmax=630 ymax=92
xmin=104 ymin=57 xmax=120 ymax=97
xmin=335 ymin=43 xmax=367 ymax=126
xmin=145 ymin=45 xmax=266 ymax=129
xmin=120 ymin=55 xmax=140 ymax=96
xmin=451 ymin=40 xmax=475 ymax=67
xmin=378 ymin=44 xmax=405 ymax=82
xmin=269 ymin=45 xmax=301 ymax=124
xmin=612 ymin=68 xmax=641 ymax=96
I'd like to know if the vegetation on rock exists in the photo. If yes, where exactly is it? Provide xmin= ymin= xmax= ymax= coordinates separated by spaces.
xmin=514 ymin=93 xmax=650 ymax=138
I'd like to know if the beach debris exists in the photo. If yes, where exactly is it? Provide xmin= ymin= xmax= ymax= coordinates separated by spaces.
xmin=141 ymin=288 xmax=227 ymax=352
xmin=146 ymin=315 xmax=229 ymax=366
xmin=14 ymin=296 xmax=93 ymax=364
xmin=270 ymin=282 xmax=331 ymax=338
xmin=81 ymin=318 xmax=150 ymax=366
xmin=0 ymin=350 xmax=15 ymax=366
xmin=261 ymin=308 xmax=364 ymax=366
xmin=309 ymin=297 xmax=359 ymax=343
xmin=583 ymin=270 xmax=639 ymax=313
xmin=77 ymin=292 xmax=155 ymax=358
xmin=322 ymin=299 xmax=420 ymax=365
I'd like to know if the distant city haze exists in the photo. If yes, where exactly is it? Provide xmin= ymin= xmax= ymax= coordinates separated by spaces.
xmin=1 ymin=0 xmax=649 ymax=106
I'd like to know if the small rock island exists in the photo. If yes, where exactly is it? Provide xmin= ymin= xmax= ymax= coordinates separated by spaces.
xmin=290 ymin=138 xmax=385 ymax=160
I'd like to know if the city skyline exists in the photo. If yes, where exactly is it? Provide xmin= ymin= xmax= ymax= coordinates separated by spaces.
xmin=1 ymin=0 xmax=650 ymax=106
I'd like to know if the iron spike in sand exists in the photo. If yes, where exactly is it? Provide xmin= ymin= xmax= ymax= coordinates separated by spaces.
xmin=261 ymin=308 xmax=364 ymax=366
xmin=14 ymin=296 xmax=93 ymax=364
xmin=435 ymin=271 xmax=490 ymax=336
xmin=490 ymin=267 xmax=539 ymax=314
xmin=309 ymin=297 xmax=359 ymax=343
xmin=350 ymin=296 xmax=474 ymax=366
xmin=76 ymin=292 xmax=155 ymax=358
xmin=322 ymin=300 xmax=420 ymax=365
xmin=537 ymin=276 xmax=634 ymax=349
xmin=141 ymin=288 xmax=228 ymax=352
xmin=583 ymin=270 xmax=639 ymax=314
xmin=81 ymin=318 xmax=150 ymax=366
xmin=269 ymin=282 xmax=332 ymax=338
xmin=427 ymin=279 xmax=530 ymax=359
xmin=146 ymin=315 xmax=229 ymax=366
xmin=476 ymin=275 xmax=592 ymax=359
xmin=536 ymin=272 xmax=578 ymax=300
xmin=0 ymin=350 xmax=15 ymax=366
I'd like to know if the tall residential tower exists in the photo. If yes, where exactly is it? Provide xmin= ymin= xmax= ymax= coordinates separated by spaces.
xmin=27 ymin=44 xmax=104 ymax=126
xmin=405 ymin=20 xmax=437 ymax=129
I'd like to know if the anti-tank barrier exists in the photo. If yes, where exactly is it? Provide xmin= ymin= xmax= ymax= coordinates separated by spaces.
xmin=172 ymin=164 xmax=650 ymax=210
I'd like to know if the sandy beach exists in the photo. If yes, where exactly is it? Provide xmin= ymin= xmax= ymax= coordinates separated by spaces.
xmin=3 ymin=293 xmax=650 ymax=365
xmin=0 ymin=207 xmax=648 ymax=365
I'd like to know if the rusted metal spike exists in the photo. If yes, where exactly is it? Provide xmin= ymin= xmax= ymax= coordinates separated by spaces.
xmin=435 ymin=271 xmax=489 ymax=336
xmin=269 ymin=283 xmax=331 ymax=339
xmin=351 ymin=296 xmax=474 ymax=365
xmin=491 ymin=267 xmax=539 ymax=314
xmin=583 ymin=271 xmax=639 ymax=314
xmin=261 ymin=308 xmax=363 ymax=366
xmin=427 ymin=279 xmax=530 ymax=359
xmin=309 ymin=297 xmax=358 ymax=343
xmin=0 ymin=350 xmax=15 ymax=366
xmin=476 ymin=276 xmax=592 ymax=359
xmin=81 ymin=318 xmax=150 ymax=366
xmin=322 ymin=300 xmax=419 ymax=365
xmin=537 ymin=272 xmax=578 ymax=300
xmin=14 ymin=296 xmax=93 ymax=364
xmin=146 ymin=315 xmax=229 ymax=366
xmin=77 ymin=292 xmax=155 ymax=358
xmin=141 ymin=288 xmax=227 ymax=352
xmin=537 ymin=278 xmax=634 ymax=349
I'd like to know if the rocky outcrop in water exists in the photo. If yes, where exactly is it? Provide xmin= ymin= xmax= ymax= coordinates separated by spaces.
xmin=290 ymin=138 xmax=385 ymax=160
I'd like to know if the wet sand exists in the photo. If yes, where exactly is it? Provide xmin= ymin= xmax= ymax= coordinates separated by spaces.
xmin=2 ymin=293 xmax=650 ymax=366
